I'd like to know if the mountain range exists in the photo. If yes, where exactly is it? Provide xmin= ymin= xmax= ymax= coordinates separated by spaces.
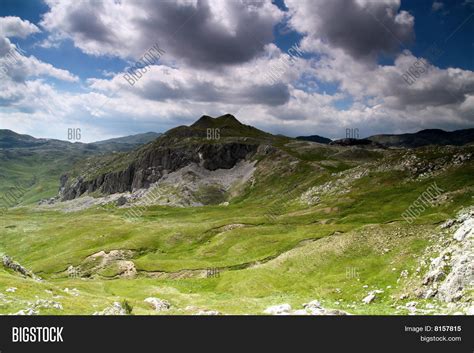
xmin=2 ymin=116 xmax=474 ymax=206
xmin=367 ymin=128 xmax=474 ymax=148
xmin=298 ymin=128 xmax=474 ymax=148
xmin=0 ymin=129 xmax=161 ymax=151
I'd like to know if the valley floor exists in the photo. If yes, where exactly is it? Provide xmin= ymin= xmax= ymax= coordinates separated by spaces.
xmin=0 ymin=203 xmax=472 ymax=315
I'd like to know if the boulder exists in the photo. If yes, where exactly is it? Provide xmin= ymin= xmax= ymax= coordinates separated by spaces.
xmin=144 ymin=297 xmax=170 ymax=312
xmin=453 ymin=218 xmax=473 ymax=241
xmin=93 ymin=302 xmax=127 ymax=315
xmin=362 ymin=293 xmax=376 ymax=304
xmin=263 ymin=304 xmax=292 ymax=315
xmin=116 ymin=196 xmax=127 ymax=206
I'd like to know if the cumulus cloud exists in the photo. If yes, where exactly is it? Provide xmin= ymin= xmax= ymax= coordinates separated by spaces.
xmin=84 ymin=39 xmax=315 ymax=112
xmin=40 ymin=0 xmax=283 ymax=68
xmin=0 ymin=15 xmax=78 ymax=128
xmin=0 ymin=16 xmax=40 ymax=38
xmin=0 ymin=15 xmax=78 ymax=83
xmin=275 ymin=0 xmax=474 ymax=134
xmin=90 ymin=63 xmax=291 ymax=107
xmin=384 ymin=54 xmax=474 ymax=108
xmin=286 ymin=0 xmax=414 ymax=61
xmin=0 ymin=37 xmax=78 ymax=83
xmin=308 ymin=41 xmax=474 ymax=109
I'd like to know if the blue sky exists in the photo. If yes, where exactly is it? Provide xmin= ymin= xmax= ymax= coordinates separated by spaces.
xmin=0 ymin=0 xmax=473 ymax=142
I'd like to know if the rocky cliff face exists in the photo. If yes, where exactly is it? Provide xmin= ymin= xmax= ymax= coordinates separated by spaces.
xmin=60 ymin=142 xmax=258 ymax=201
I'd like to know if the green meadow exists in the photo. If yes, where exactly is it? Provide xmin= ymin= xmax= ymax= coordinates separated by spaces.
xmin=1 ymin=143 xmax=473 ymax=315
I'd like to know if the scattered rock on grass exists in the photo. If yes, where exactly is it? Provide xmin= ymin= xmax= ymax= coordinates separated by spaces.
xmin=264 ymin=304 xmax=292 ymax=315
xmin=93 ymin=302 xmax=127 ymax=316
xmin=264 ymin=301 xmax=349 ymax=315
xmin=144 ymin=297 xmax=170 ymax=312
xmin=362 ymin=293 xmax=376 ymax=304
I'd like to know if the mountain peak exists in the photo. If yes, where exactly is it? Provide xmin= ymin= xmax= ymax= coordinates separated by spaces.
xmin=160 ymin=114 xmax=274 ymax=141
xmin=191 ymin=114 xmax=243 ymax=129
xmin=216 ymin=113 xmax=239 ymax=122
xmin=192 ymin=115 xmax=214 ymax=127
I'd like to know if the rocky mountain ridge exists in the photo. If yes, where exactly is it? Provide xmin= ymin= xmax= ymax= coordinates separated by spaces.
xmin=60 ymin=142 xmax=258 ymax=201
xmin=58 ymin=114 xmax=266 ymax=201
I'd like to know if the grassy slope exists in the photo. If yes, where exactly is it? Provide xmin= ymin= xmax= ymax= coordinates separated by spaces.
xmin=0 ymin=133 xmax=162 ymax=206
xmin=0 ymin=143 xmax=473 ymax=315
xmin=0 ymin=147 xmax=95 ymax=206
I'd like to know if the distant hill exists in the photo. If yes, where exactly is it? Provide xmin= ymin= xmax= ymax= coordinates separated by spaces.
xmin=0 ymin=129 xmax=162 ymax=152
xmin=367 ymin=128 xmax=474 ymax=148
xmin=0 ymin=130 xmax=67 ymax=149
xmin=296 ymin=134 xmax=332 ymax=144
xmin=0 ymin=129 xmax=161 ymax=205
xmin=92 ymin=132 xmax=162 ymax=148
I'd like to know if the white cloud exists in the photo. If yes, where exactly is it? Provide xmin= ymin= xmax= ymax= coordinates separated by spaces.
xmin=0 ymin=38 xmax=78 ymax=83
xmin=286 ymin=0 xmax=414 ymax=61
xmin=40 ymin=0 xmax=284 ymax=68
xmin=0 ymin=16 xmax=40 ymax=38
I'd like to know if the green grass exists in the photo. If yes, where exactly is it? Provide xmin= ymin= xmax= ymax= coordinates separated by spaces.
xmin=0 ymin=146 xmax=99 ymax=205
xmin=0 ymin=143 xmax=473 ymax=315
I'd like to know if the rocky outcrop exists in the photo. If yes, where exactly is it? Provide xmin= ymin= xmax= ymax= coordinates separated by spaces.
xmin=300 ymin=166 xmax=369 ymax=205
xmin=60 ymin=142 xmax=258 ymax=201
xmin=419 ymin=207 xmax=473 ymax=308
xmin=2 ymin=255 xmax=39 ymax=280
xmin=144 ymin=297 xmax=170 ymax=312
xmin=65 ymin=250 xmax=137 ymax=279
